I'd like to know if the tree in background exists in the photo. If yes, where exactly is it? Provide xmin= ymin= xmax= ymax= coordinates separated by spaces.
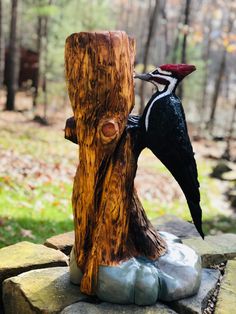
xmin=199 ymin=14 xmax=213 ymax=131
xmin=31 ymin=0 xmax=53 ymax=121
xmin=28 ymin=0 xmax=112 ymax=118
xmin=207 ymin=12 xmax=234 ymax=133
xmin=178 ymin=0 xmax=191 ymax=99
xmin=139 ymin=0 xmax=159 ymax=113
xmin=1 ymin=0 xmax=112 ymax=113
xmin=171 ymin=6 xmax=183 ymax=64
xmin=1 ymin=0 xmax=236 ymax=143
xmin=161 ymin=1 xmax=170 ymax=59
xmin=5 ymin=0 xmax=20 ymax=111
xmin=223 ymin=99 xmax=236 ymax=160
xmin=0 ymin=0 xmax=4 ymax=87
xmin=32 ymin=9 xmax=43 ymax=109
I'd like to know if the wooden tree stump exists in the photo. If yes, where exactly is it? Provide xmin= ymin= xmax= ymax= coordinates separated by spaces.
xmin=65 ymin=31 xmax=166 ymax=296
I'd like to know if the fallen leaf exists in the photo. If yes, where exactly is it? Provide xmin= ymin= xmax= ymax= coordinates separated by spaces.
xmin=20 ymin=229 xmax=35 ymax=239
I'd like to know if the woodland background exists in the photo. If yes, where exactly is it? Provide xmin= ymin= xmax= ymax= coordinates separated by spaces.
xmin=0 ymin=0 xmax=235 ymax=247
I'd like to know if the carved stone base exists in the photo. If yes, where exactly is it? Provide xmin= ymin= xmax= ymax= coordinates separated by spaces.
xmin=69 ymin=232 xmax=201 ymax=305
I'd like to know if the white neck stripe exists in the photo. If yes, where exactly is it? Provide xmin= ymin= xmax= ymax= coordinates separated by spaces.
xmin=145 ymin=76 xmax=177 ymax=131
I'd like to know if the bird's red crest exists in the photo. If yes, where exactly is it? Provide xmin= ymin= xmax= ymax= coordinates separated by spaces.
xmin=160 ymin=64 xmax=196 ymax=79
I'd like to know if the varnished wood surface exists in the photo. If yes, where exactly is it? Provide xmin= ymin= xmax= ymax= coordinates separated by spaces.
xmin=65 ymin=31 xmax=166 ymax=295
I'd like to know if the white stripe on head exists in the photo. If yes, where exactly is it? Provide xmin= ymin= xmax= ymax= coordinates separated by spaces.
xmin=156 ymin=67 xmax=172 ymax=75
xmin=145 ymin=75 xmax=177 ymax=131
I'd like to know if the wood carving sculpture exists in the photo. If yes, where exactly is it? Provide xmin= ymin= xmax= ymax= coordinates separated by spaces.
xmin=65 ymin=31 xmax=203 ymax=305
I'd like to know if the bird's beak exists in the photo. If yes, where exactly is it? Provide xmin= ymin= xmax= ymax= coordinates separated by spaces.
xmin=134 ymin=73 xmax=152 ymax=81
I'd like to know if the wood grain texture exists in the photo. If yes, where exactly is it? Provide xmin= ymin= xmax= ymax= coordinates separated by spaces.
xmin=65 ymin=31 xmax=166 ymax=295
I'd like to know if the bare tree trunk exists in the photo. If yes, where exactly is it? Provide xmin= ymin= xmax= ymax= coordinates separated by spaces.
xmin=224 ymin=71 xmax=230 ymax=101
xmin=207 ymin=50 xmax=227 ymax=132
xmin=32 ymin=16 xmax=43 ymax=109
xmin=171 ymin=33 xmax=180 ymax=64
xmin=136 ymin=3 xmax=150 ymax=63
xmin=65 ymin=31 xmax=166 ymax=295
xmin=34 ymin=0 xmax=52 ymax=120
xmin=42 ymin=14 xmax=49 ymax=120
xmin=222 ymin=100 xmax=236 ymax=160
xmin=125 ymin=0 xmax=134 ymax=34
xmin=5 ymin=0 xmax=19 ymax=111
xmin=199 ymin=18 xmax=213 ymax=131
xmin=139 ymin=0 xmax=159 ymax=114
xmin=161 ymin=0 xmax=170 ymax=59
xmin=0 ymin=0 xmax=4 ymax=87
xmin=171 ymin=7 xmax=183 ymax=64
xmin=181 ymin=0 xmax=191 ymax=63
xmin=178 ymin=0 xmax=191 ymax=99
xmin=207 ymin=17 xmax=234 ymax=133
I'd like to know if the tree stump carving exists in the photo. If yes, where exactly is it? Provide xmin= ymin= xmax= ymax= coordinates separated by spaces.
xmin=65 ymin=31 xmax=167 ymax=296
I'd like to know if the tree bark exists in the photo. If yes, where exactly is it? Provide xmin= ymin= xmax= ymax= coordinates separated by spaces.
xmin=0 ymin=0 xmax=4 ymax=87
xmin=207 ymin=49 xmax=227 ymax=132
xmin=42 ymin=15 xmax=49 ymax=120
xmin=199 ymin=17 xmax=213 ymax=130
xmin=222 ymin=100 xmax=236 ymax=160
xmin=65 ymin=31 xmax=166 ymax=296
xmin=178 ymin=0 xmax=191 ymax=99
xmin=139 ymin=0 xmax=159 ymax=114
xmin=181 ymin=0 xmax=191 ymax=64
xmin=171 ymin=6 xmax=183 ymax=64
xmin=161 ymin=1 xmax=170 ymax=59
xmin=32 ymin=16 xmax=43 ymax=109
xmin=33 ymin=0 xmax=52 ymax=118
xmin=5 ymin=0 xmax=19 ymax=111
xmin=42 ymin=0 xmax=53 ymax=120
xmin=207 ymin=17 xmax=234 ymax=132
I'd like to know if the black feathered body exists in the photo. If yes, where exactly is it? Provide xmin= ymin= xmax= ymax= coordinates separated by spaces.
xmin=129 ymin=91 xmax=204 ymax=238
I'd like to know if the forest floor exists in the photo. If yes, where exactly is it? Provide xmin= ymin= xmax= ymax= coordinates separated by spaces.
xmin=0 ymin=104 xmax=236 ymax=248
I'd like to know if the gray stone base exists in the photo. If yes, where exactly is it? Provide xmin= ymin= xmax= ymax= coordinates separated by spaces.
xmin=170 ymin=268 xmax=221 ymax=314
xmin=70 ymin=232 xmax=202 ymax=305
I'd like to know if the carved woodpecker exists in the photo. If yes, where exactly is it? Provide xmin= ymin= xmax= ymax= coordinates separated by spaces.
xmin=134 ymin=64 xmax=204 ymax=239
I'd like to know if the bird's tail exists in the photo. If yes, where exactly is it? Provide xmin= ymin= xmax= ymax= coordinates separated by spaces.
xmin=187 ymin=199 xmax=204 ymax=239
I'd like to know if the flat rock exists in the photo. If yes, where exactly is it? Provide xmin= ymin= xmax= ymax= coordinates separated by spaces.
xmin=170 ymin=268 xmax=220 ymax=314
xmin=152 ymin=215 xmax=200 ymax=238
xmin=222 ymin=170 xmax=236 ymax=181
xmin=210 ymin=161 xmax=234 ymax=179
xmin=183 ymin=234 xmax=236 ymax=267
xmin=44 ymin=215 xmax=200 ymax=257
xmin=44 ymin=231 xmax=74 ymax=255
xmin=61 ymin=302 xmax=177 ymax=314
xmin=215 ymin=259 xmax=236 ymax=314
xmin=3 ymin=267 xmax=87 ymax=314
xmin=0 ymin=241 xmax=68 ymax=284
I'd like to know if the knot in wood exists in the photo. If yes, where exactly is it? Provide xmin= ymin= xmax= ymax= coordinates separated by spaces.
xmin=99 ymin=119 xmax=119 ymax=144
xmin=101 ymin=121 xmax=118 ymax=138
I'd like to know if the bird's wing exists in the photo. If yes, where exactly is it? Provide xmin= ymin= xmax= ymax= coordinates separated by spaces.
xmin=126 ymin=114 xmax=145 ymax=158
xmin=144 ymin=96 xmax=204 ymax=238
xmin=127 ymin=114 xmax=140 ymax=129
